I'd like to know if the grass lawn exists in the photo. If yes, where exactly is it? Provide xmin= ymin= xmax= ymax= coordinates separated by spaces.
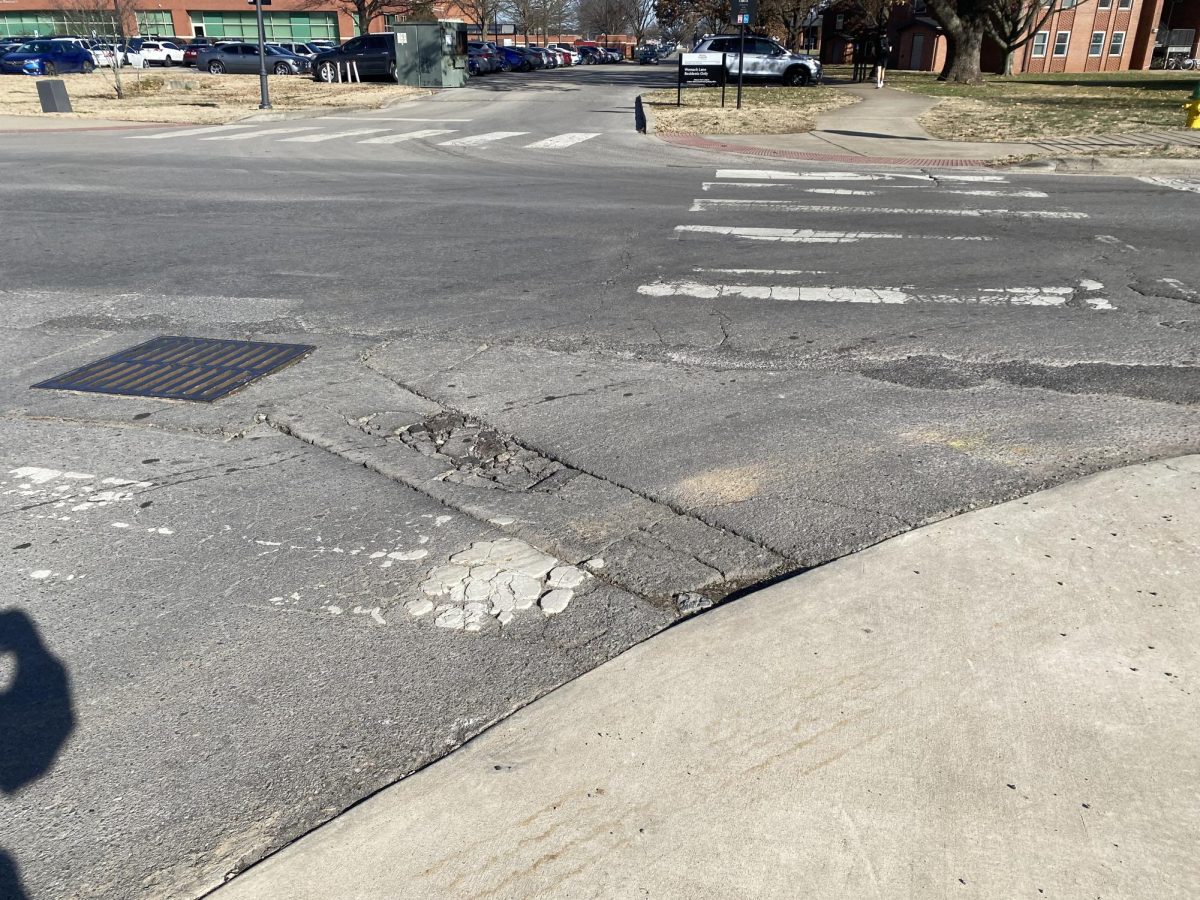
xmin=882 ymin=69 xmax=1199 ymax=140
xmin=0 ymin=71 xmax=426 ymax=123
xmin=643 ymin=85 xmax=858 ymax=135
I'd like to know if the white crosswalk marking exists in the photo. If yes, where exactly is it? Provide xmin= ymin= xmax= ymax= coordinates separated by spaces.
xmin=358 ymin=129 xmax=458 ymax=144
xmin=200 ymin=126 xmax=323 ymax=141
xmin=639 ymin=280 xmax=1114 ymax=309
xmin=128 ymin=124 xmax=261 ymax=140
xmin=319 ymin=116 xmax=475 ymax=122
xmin=715 ymin=169 xmax=1010 ymax=183
xmin=675 ymin=225 xmax=991 ymax=243
xmin=280 ymin=128 xmax=393 ymax=143
xmin=699 ymin=182 xmax=1047 ymax=199
xmin=524 ymin=132 xmax=600 ymax=149
xmin=689 ymin=199 xmax=1087 ymax=219
xmin=439 ymin=131 xmax=528 ymax=146
xmin=1137 ymin=176 xmax=1200 ymax=193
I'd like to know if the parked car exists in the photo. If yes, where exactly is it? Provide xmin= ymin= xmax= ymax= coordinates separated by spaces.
xmin=311 ymin=33 xmax=399 ymax=82
xmin=497 ymin=46 xmax=533 ymax=71
xmin=528 ymin=45 xmax=558 ymax=67
xmin=272 ymin=41 xmax=317 ymax=59
xmin=0 ymin=38 xmax=95 ymax=75
xmin=89 ymin=42 xmax=117 ymax=67
xmin=467 ymin=42 xmax=499 ymax=73
xmin=139 ymin=40 xmax=184 ymax=66
xmin=576 ymin=45 xmax=603 ymax=64
xmin=182 ymin=43 xmax=203 ymax=67
xmin=118 ymin=43 xmax=146 ymax=67
xmin=197 ymin=42 xmax=310 ymax=75
xmin=638 ymin=46 xmax=659 ymax=64
xmin=483 ymin=41 xmax=510 ymax=71
xmin=692 ymin=34 xmax=821 ymax=85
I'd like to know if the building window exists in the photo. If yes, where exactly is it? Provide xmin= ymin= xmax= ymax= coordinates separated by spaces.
xmin=189 ymin=11 xmax=338 ymax=41
xmin=1109 ymin=30 xmax=1125 ymax=54
xmin=1089 ymin=31 xmax=1104 ymax=55
xmin=136 ymin=11 xmax=175 ymax=35
xmin=1098 ymin=0 xmax=1112 ymax=8
xmin=1032 ymin=31 xmax=1049 ymax=56
xmin=0 ymin=10 xmax=122 ymax=36
xmin=1117 ymin=0 xmax=1131 ymax=7
xmin=1061 ymin=0 xmax=1078 ymax=7
xmin=1053 ymin=30 xmax=1070 ymax=55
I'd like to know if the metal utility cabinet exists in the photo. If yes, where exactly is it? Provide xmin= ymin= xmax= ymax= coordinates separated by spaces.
xmin=391 ymin=23 xmax=470 ymax=87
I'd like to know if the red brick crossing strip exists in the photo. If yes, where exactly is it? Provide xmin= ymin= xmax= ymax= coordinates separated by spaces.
xmin=661 ymin=134 xmax=1002 ymax=168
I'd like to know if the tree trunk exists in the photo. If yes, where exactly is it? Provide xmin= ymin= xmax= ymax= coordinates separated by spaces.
xmin=1002 ymin=47 xmax=1014 ymax=75
xmin=356 ymin=0 xmax=371 ymax=34
xmin=945 ymin=25 xmax=983 ymax=83
xmin=938 ymin=33 xmax=955 ymax=79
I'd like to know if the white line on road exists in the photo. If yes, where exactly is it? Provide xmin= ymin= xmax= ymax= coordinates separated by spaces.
xmin=675 ymin=225 xmax=992 ymax=243
xmin=942 ymin=189 xmax=1050 ymax=198
xmin=128 ymin=124 xmax=261 ymax=139
xmin=279 ymin=128 xmax=393 ymax=142
xmin=524 ymin=132 xmax=601 ymax=149
xmin=715 ymin=169 xmax=1009 ymax=183
xmin=639 ymin=281 xmax=1111 ymax=308
xmin=439 ymin=131 xmax=529 ymax=146
xmin=319 ymin=116 xmax=475 ymax=122
xmin=200 ymin=126 xmax=323 ymax=141
xmin=358 ymin=129 xmax=458 ymax=144
xmin=690 ymin=199 xmax=1087 ymax=219
xmin=694 ymin=267 xmax=830 ymax=275
xmin=1096 ymin=234 xmax=1138 ymax=250
xmin=1137 ymin=176 xmax=1200 ymax=193
xmin=701 ymin=182 xmax=1048 ymax=198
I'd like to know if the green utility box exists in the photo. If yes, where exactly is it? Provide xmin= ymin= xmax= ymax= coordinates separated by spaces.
xmin=391 ymin=22 xmax=470 ymax=87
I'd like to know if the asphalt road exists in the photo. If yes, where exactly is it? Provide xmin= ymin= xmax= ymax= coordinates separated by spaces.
xmin=2 ymin=63 xmax=1198 ymax=900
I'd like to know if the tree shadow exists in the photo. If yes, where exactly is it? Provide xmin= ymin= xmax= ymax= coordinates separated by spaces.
xmin=1 ymin=608 xmax=76 ymax=900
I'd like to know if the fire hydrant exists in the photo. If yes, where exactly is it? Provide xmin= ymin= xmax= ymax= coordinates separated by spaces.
xmin=1184 ymin=83 xmax=1200 ymax=129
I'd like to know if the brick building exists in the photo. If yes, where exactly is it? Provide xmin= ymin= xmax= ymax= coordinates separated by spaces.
xmin=820 ymin=0 xmax=1167 ymax=74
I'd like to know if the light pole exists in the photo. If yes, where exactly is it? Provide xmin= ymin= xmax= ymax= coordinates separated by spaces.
xmin=253 ymin=0 xmax=271 ymax=109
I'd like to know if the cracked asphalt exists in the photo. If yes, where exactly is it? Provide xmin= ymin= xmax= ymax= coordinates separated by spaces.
xmin=2 ymin=66 xmax=1199 ymax=899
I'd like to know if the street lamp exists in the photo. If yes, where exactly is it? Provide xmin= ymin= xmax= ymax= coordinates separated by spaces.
xmin=250 ymin=0 xmax=271 ymax=109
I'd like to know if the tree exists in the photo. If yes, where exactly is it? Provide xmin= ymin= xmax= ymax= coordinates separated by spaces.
xmin=987 ymin=0 xmax=1087 ymax=75
xmin=61 ymin=0 xmax=135 ymax=99
xmin=302 ymin=0 xmax=432 ymax=35
xmin=622 ymin=0 xmax=656 ymax=45
xmin=505 ymin=0 xmax=541 ymax=43
xmin=924 ymin=0 xmax=991 ymax=82
xmin=460 ymin=0 xmax=505 ymax=39
xmin=758 ymin=0 xmax=823 ymax=51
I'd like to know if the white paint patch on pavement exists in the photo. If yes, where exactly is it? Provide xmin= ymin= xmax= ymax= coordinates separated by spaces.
xmin=319 ymin=116 xmax=475 ymax=122
xmin=524 ymin=133 xmax=600 ymax=149
xmin=942 ymin=189 xmax=1049 ymax=198
xmin=676 ymin=225 xmax=990 ymax=243
xmin=1096 ymin=234 xmax=1138 ymax=251
xmin=715 ymin=169 xmax=1009 ymax=183
xmin=416 ymin=538 xmax=590 ymax=630
xmin=358 ymin=128 xmax=458 ymax=144
xmin=279 ymin=128 xmax=392 ymax=143
xmin=690 ymin=199 xmax=1087 ymax=219
xmin=1137 ymin=176 xmax=1200 ymax=193
xmin=199 ymin=126 xmax=323 ymax=141
xmin=695 ymin=267 xmax=829 ymax=275
xmin=128 ymin=124 xmax=260 ymax=140
xmin=439 ymin=131 xmax=529 ymax=147
xmin=639 ymin=280 xmax=1108 ymax=309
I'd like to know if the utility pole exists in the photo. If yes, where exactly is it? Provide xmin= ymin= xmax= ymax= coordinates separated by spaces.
xmin=254 ymin=0 xmax=271 ymax=109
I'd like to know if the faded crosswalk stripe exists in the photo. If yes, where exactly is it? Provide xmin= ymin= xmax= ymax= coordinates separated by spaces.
xmin=675 ymin=225 xmax=991 ymax=243
xmin=200 ymin=126 xmax=323 ymax=141
xmin=524 ymin=132 xmax=600 ymax=149
xmin=439 ymin=131 xmax=528 ymax=146
xmin=690 ymin=198 xmax=1087 ymax=219
xmin=280 ymin=128 xmax=392 ymax=143
xmin=128 ymin=124 xmax=260 ymax=139
xmin=715 ymin=169 xmax=1009 ymax=183
xmin=700 ymin=182 xmax=1049 ymax=199
xmin=358 ymin=128 xmax=458 ymax=144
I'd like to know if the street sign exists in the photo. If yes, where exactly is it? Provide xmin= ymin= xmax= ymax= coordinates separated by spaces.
xmin=679 ymin=51 xmax=726 ymax=87
xmin=247 ymin=0 xmax=272 ymax=5
xmin=730 ymin=0 xmax=756 ymax=24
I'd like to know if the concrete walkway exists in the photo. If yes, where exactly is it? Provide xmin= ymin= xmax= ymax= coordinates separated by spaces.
xmin=212 ymin=455 xmax=1200 ymax=900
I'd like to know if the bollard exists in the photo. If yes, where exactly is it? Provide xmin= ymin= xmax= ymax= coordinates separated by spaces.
xmin=634 ymin=95 xmax=647 ymax=134
xmin=1184 ymin=82 xmax=1200 ymax=129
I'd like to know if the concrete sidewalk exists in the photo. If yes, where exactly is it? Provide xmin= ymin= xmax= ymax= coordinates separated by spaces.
xmin=212 ymin=454 xmax=1200 ymax=900
xmin=661 ymin=82 xmax=1200 ymax=171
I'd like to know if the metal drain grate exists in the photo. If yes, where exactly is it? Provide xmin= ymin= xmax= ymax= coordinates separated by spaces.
xmin=33 ymin=336 xmax=315 ymax=403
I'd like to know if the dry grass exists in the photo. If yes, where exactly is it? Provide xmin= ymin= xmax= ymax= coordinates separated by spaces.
xmin=644 ymin=85 xmax=858 ymax=135
xmin=0 ymin=71 xmax=427 ymax=123
xmin=881 ymin=70 xmax=1197 ymax=140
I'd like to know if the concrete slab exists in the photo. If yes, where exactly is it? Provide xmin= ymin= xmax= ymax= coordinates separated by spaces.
xmin=213 ymin=454 xmax=1200 ymax=900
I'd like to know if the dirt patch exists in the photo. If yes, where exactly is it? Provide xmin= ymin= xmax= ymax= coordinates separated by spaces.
xmin=644 ymin=86 xmax=858 ymax=135
xmin=0 ymin=71 xmax=426 ymax=123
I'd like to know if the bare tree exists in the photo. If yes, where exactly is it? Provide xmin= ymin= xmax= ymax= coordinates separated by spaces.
xmin=622 ymin=0 xmax=656 ymax=45
xmin=61 ymin=0 xmax=135 ymax=98
xmin=505 ymin=0 xmax=540 ymax=43
xmin=987 ymin=0 xmax=1088 ymax=75
xmin=301 ymin=0 xmax=432 ymax=35
xmin=461 ymin=0 xmax=505 ymax=39
xmin=578 ymin=0 xmax=630 ymax=37
xmin=759 ymin=0 xmax=823 ymax=50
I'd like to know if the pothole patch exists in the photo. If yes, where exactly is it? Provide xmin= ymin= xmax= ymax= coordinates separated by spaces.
xmin=414 ymin=538 xmax=591 ymax=631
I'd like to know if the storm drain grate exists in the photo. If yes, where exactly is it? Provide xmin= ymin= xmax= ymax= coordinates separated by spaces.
xmin=32 ymin=336 xmax=315 ymax=403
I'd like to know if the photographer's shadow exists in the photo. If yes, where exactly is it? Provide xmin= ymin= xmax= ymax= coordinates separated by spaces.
xmin=1 ymin=608 xmax=76 ymax=900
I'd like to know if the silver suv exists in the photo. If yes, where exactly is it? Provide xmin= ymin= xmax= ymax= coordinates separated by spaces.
xmin=693 ymin=35 xmax=821 ymax=86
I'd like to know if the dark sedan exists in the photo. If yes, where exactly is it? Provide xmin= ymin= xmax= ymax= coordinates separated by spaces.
xmin=196 ymin=42 xmax=310 ymax=75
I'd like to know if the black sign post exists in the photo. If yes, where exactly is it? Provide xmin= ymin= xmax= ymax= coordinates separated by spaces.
xmin=730 ymin=0 xmax=756 ymax=110
xmin=253 ymin=0 xmax=271 ymax=109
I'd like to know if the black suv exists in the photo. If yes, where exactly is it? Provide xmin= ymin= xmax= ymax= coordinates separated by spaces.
xmin=312 ymin=33 xmax=398 ymax=82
